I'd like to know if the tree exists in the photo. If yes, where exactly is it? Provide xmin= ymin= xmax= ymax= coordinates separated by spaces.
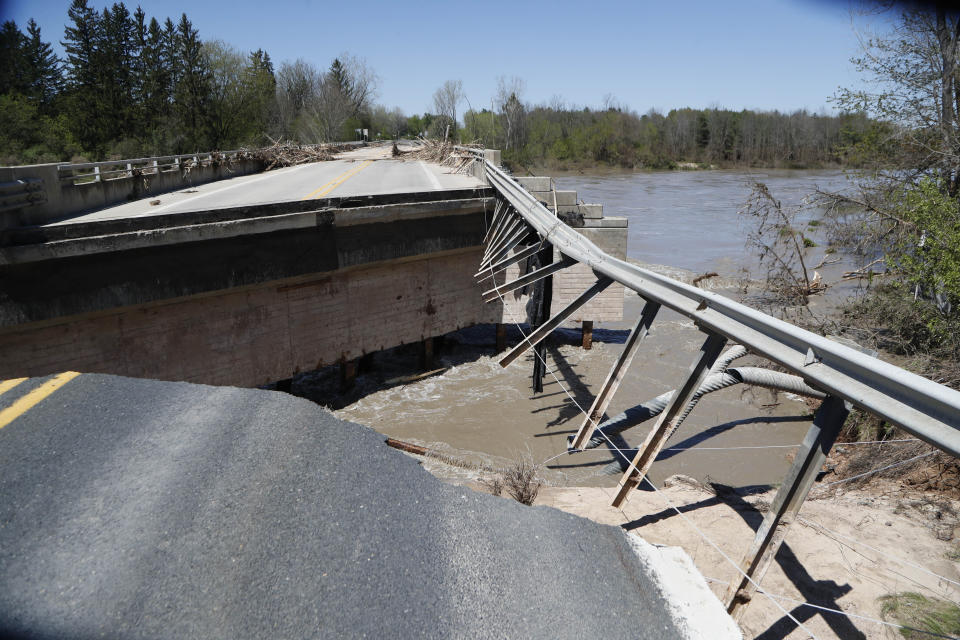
xmin=432 ymin=79 xmax=463 ymax=139
xmin=495 ymin=76 xmax=527 ymax=151
xmin=98 ymin=3 xmax=137 ymax=146
xmin=274 ymin=58 xmax=322 ymax=139
xmin=836 ymin=8 xmax=960 ymax=193
xmin=203 ymin=41 xmax=276 ymax=148
xmin=172 ymin=13 xmax=210 ymax=151
xmin=24 ymin=19 xmax=60 ymax=108
xmin=61 ymin=0 xmax=101 ymax=151
xmin=301 ymin=54 xmax=377 ymax=141
xmin=246 ymin=49 xmax=276 ymax=140
xmin=821 ymin=6 xmax=960 ymax=360
xmin=0 ymin=21 xmax=28 ymax=96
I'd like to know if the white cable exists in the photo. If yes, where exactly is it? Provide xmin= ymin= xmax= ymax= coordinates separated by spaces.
xmin=705 ymin=573 xmax=960 ymax=640
xmin=484 ymin=251 xmax=823 ymax=640
xmin=819 ymin=451 xmax=936 ymax=488
xmin=797 ymin=515 xmax=960 ymax=590
xmin=756 ymin=589 xmax=960 ymax=640
xmin=543 ymin=439 xmax=924 ymax=467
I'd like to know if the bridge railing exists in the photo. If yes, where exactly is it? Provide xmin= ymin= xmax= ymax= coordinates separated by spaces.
xmin=462 ymin=146 xmax=960 ymax=622
xmin=56 ymin=149 xmax=253 ymax=185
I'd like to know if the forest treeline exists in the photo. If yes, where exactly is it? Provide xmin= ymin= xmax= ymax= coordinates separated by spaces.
xmin=1 ymin=0 xmax=877 ymax=170
xmin=463 ymin=103 xmax=878 ymax=170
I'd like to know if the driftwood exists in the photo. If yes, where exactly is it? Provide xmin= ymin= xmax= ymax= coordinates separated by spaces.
xmin=255 ymin=138 xmax=361 ymax=170
xmin=398 ymin=138 xmax=482 ymax=175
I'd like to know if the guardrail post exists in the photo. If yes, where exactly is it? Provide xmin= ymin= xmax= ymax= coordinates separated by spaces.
xmin=724 ymin=395 xmax=849 ymax=621
xmin=126 ymin=162 xmax=133 ymax=178
xmin=93 ymin=166 xmax=101 ymax=183
xmin=611 ymin=331 xmax=727 ymax=507
xmin=570 ymin=300 xmax=661 ymax=450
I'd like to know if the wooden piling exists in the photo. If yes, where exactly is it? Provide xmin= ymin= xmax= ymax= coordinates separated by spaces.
xmin=421 ymin=337 xmax=435 ymax=370
xmin=581 ymin=321 xmax=594 ymax=350
xmin=340 ymin=358 xmax=357 ymax=391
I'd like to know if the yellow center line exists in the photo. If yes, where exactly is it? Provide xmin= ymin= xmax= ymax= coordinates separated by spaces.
xmin=0 ymin=371 xmax=81 ymax=430
xmin=0 ymin=377 xmax=27 ymax=398
xmin=301 ymin=160 xmax=374 ymax=200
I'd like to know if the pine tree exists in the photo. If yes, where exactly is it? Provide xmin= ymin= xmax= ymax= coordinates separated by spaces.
xmin=328 ymin=58 xmax=352 ymax=103
xmin=173 ymin=13 xmax=211 ymax=151
xmin=0 ymin=21 xmax=28 ymax=96
xmin=246 ymin=49 xmax=276 ymax=140
xmin=99 ymin=3 xmax=137 ymax=144
xmin=24 ymin=19 xmax=61 ymax=110
xmin=62 ymin=0 xmax=101 ymax=151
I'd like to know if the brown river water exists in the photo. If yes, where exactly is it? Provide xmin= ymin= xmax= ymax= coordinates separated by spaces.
xmin=291 ymin=169 xmax=861 ymax=489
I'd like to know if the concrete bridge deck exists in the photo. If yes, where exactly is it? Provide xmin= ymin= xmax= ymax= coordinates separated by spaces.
xmin=52 ymin=143 xmax=483 ymax=225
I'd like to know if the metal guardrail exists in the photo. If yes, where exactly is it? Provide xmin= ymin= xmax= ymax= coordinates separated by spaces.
xmin=463 ymin=144 xmax=960 ymax=620
xmin=0 ymin=178 xmax=45 ymax=213
xmin=460 ymin=146 xmax=960 ymax=456
xmin=54 ymin=141 xmax=360 ymax=185
xmin=56 ymin=149 xmax=255 ymax=185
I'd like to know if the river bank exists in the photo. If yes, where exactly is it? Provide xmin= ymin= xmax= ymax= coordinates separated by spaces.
xmin=534 ymin=477 xmax=958 ymax=640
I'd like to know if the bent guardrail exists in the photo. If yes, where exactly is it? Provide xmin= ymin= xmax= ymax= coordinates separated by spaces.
xmin=460 ymin=145 xmax=960 ymax=621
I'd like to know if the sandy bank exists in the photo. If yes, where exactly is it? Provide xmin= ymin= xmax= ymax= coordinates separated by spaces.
xmin=534 ymin=479 xmax=960 ymax=639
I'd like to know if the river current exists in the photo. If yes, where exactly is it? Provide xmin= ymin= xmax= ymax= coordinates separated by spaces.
xmin=325 ymin=169 xmax=857 ymax=489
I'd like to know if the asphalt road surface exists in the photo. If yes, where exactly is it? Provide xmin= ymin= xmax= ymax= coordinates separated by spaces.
xmin=0 ymin=373 xmax=696 ymax=639
xmin=54 ymin=144 xmax=483 ymax=226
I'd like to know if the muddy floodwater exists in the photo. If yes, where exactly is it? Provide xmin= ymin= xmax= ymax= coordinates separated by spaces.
xmin=327 ymin=169 xmax=858 ymax=489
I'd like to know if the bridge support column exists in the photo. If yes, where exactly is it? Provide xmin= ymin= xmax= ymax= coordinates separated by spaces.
xmin=421 ymin=337 xmax=435 ymax=370
xmin=495 ymin=323 xmax=507 ymax=353
xmin=724 ymin=395 xmax=849 ymax=621
xmin=581 ymin=321 xmax=594 ymax=350
xmin=340 ymin=358 xmax=357 ymax=391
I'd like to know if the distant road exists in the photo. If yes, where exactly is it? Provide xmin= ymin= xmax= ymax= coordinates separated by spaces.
xmin=54 ymin=143 xmax=484 ymax=226
xmin=0 ymin=372 xmax=694 ymax=639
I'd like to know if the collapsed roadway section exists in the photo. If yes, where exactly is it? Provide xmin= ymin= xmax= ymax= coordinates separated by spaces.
xmin=0 ymin=372 xmax=740 ymax=639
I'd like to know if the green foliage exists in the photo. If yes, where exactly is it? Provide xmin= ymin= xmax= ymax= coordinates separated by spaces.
xmin=844 ymin=282 xmax=960 ymax=362
xmin=465 ymin=104 xmax=874 ymax=170
xmin=879 ymin=592 xmax=960 ymax=638
xmin=0 ymin=93 xmax=79 ymax=164
xmin=893 ymin=178 xmax=960 ymax=308
xmin=1 ymin=2 xmax=297 ymax=161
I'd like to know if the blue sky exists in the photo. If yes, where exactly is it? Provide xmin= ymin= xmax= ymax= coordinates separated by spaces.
xmin=2 ymin=0 xmax=878 ymax=116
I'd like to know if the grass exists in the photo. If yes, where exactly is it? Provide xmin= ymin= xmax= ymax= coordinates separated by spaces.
xmin=879 ymin=592 xmax=960 ymax=638
xmin=483 ymin=456 xmax=542 ymax=506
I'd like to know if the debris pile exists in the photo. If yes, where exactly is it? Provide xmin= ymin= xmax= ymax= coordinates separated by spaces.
xmin=399 ymin=138 xmax=482 ymax=174
xmin=255 ymin=139 xmax=359 ymax=170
